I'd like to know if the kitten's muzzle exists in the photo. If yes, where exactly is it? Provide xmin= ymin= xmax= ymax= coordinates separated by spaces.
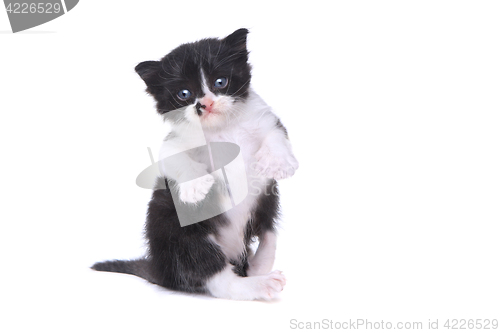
xmin=195 ymin=98 xmax=215 ymax=116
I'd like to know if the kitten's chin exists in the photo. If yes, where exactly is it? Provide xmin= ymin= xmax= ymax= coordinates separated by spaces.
xmin=200 ymin=111 xmax=230 ymax=129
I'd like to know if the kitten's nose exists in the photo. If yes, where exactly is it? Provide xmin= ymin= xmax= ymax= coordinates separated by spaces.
xmin=199 ymin=97 xmax=214 ymax=113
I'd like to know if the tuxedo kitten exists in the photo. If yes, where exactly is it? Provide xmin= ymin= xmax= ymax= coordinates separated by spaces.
xmin=92 ymin=29 xmax=298 ymax=300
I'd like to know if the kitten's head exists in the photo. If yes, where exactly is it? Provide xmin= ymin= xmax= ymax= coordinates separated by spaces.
xmin=135 ymin=28 xmax=252 ymax=128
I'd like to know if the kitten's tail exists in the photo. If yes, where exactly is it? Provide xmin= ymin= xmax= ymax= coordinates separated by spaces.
xmin=91 ymin=258 xmax=159 ymax=285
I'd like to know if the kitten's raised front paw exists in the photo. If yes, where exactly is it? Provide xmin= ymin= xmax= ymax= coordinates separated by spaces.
xmin=178 ymin=174 xmax=214 ymax=204
xmin=256 ymin=270 xmax=286 ymax=301
xmin=254 ymin=146 xmax=299 ymax=180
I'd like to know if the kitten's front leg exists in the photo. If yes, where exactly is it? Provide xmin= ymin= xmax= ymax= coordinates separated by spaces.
xmin=247 ymin=231 xmax=278 ymax=276
xmin=254 ymin=130 xmax=299 ymax=180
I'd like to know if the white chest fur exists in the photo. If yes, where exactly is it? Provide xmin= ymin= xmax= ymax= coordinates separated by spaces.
xmin=204 ymin=126 xmax=268 ymax=260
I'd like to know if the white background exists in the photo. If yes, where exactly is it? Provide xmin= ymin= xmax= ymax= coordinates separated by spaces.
xmin=1 ymin=1 xmax=499 ymax=332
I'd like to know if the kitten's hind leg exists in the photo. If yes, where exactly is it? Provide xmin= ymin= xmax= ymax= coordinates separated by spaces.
xmin=206 ymin=264 xmax=285 ymax=301
xmin=246 ymin=231 xmax=277 ymax=277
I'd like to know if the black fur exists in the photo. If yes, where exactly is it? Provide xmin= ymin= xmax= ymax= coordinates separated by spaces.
xmin=92 ymin=29 xmax=281 ymax=295
xmin=91 ymin=259 xmax=158 ymax=284
xmin=92 ymin=178 xmax=280 ymax=294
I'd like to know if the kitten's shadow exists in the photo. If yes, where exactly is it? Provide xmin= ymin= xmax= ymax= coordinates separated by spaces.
xmin=152 ymin=284 xmax=283 ymax=303
xmin=256 ymin=297 xmax=283 ymax=304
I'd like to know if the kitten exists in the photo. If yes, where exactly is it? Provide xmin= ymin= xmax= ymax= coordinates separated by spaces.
xmin=92 ymin=29 xmax=298 ymax=301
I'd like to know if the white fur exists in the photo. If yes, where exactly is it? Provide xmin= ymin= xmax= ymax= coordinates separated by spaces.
xmin=206 ymin=265 xmax=286 ymax=301
xmin=200 ymin=69 xmax=211 ymax=96
xmin=212 ymin=191 xmax=255 ymax=260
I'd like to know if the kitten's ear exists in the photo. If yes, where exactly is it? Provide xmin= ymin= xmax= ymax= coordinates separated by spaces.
xmin=135 ymin=61 xmax=161 ymax=87
xmin=223 ymin=28 xmax=249 ymax=51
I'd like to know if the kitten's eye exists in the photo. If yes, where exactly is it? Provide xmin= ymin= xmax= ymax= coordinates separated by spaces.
xmin=177 ymin=89 xmax=192 ymax=101
xmin=214 ymin=77 xmax=228 ymax=89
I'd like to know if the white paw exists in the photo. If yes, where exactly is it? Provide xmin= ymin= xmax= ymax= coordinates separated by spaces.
xmin=178 ymin=174 xmax=214 ymax=203
xmin=254 ymin=146 xmax=299 ymax=180
xmin=255 ymin=270 xmax=286 ymax=300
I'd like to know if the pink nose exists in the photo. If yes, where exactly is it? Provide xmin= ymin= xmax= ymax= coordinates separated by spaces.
xmin=200 ymin=97 xmax=214 ymax=113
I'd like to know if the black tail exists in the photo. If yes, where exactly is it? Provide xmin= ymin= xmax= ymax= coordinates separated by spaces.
xmin=91 ymin=258 xmax=159 ymax=285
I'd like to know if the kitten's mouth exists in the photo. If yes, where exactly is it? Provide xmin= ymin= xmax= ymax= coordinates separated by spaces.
xmin=202 ymin=110 xmax=220 ymax=120
xmin=204 ymin=108 xmax=219 ymax=115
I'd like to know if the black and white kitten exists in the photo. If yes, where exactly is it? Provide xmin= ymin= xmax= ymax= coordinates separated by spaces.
xmin=92 ymin=29 xmax=298 ymax=301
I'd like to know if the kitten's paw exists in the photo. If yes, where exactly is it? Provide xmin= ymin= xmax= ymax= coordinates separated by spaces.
xmin=178 ymin=174 xmax=214 ymax=203
xmin=256 ymin=270 xmax=287 ymax=300
xmin=254 ymin=146 xmax=299 ymax=180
